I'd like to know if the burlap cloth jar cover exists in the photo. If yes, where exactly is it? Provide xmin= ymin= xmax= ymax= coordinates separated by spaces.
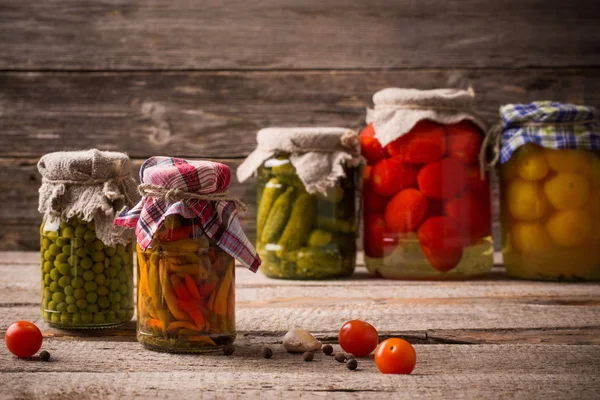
xmin=115 ymin=156 xmax=261 ymax=271
xmin=236 ymin=127 xmax=363 ymax=194
xmin=366 ymin=88 xmax=487 ymax=149
xmin=38 ymin=149 xmax=140 ymax=247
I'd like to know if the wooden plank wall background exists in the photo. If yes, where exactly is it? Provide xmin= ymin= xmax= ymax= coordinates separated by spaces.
xmin=0 ymin=0 xmax=599 ymax=250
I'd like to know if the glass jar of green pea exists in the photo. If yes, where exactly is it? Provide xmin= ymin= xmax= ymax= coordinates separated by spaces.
xmin=40 ymin=216 xmax=134 ymax=328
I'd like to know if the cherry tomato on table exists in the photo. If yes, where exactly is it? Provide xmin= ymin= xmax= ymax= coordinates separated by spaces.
xmin=5 ymin=321 xmax=43 ymax=358
xmin=338 ymin=320 xmax=379 ymax=357
xmin=374 ymin=338 xmax=416 ymax=374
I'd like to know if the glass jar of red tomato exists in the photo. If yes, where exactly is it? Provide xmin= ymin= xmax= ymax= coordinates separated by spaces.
xmin=360 ymin=119 xmax=493 ymax=279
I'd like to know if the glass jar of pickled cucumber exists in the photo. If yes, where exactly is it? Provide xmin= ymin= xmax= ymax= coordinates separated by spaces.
xmin=256 ymin=155 xmax=359 ymax=279
xmin=361 ymin=88 xmax=493 ymax=279
xmin=116 ymin=157 xmax=260 ymax=352
xmin=497 ymin=102 xmax=600 ymax=281
xmin=40 ymin=217 xmax=134 ymax=327
xmin=37 ymin=149 xmax=139 ymax=328
xmin=238 ymin=127 xmax=363 ymax=280
xmin=136 ymin=215 xmax=236 ymax=352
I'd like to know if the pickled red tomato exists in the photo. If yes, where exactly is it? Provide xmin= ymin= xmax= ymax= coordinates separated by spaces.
xmin=417 ymin=158 xmax=467 ymax=199
xmin=445 ymin=189 xmax=491 ymax=244
xmin=359 ymin=124 xmax=387 ymax=165
xmin=446 ymin=120 xmax=483 ymax=164
xmin=418 ymin=216 xmax=464 ymax=272
xmin=370 ymin=158 xmax=418 ymax=197
xmin=385 ymin=120 xmax=446 ymax=164
xmin=364 ymin=214 xmax=396 ymax=258
xmin=384 ymin=189 xmax=428 ymax=233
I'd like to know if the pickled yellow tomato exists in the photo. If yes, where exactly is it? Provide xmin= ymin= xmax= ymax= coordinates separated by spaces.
xmin=506 ymin=179 xmax=549 ymax=221
xmin=544 ymin=148 xmax=588 ymax=173
xmin=546 ymin=208 xmax=593 ymax=248
xmin=543 ymin=173 xmax=590 ymax=210
xmin=500 ymin=156 xmax=519 ymax=182
xmin=516 ymin=144 xmax=548 ymax=181
xmin=586 ymin=189 xmax=599 ymax=217
xmin=510 ymin=222 xmax=554 ymax=254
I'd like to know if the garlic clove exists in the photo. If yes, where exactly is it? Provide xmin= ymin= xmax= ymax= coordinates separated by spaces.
xmin=282 ymin=328 xmax=322 ymax=353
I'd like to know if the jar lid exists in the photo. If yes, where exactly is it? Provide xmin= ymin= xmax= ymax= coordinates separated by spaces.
xmin=237 ymin=127 xmax=362 ymax=195
xmin=115 ymin=157 xmax=260 ymax=271
xmin=497 ymin=101 xmax=600 ymax=163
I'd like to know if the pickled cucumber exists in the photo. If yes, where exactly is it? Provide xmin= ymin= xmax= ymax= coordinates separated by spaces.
xmin=256 ymin=178 xmax=285 ymax=240
xmin=295 ymin=247 xmax=348 ymax=278
xmin=316 ymin=216 xmax=357 ymax=233
xmin=276 ymin=193 xmax=317 ymax=256
xmin=261 ymin=187 xmax=295 ymax=244
xmin=307 ymin=229 xmax=333 ymax=247
xmin=40 ymin=217 xmax=134 ymax=328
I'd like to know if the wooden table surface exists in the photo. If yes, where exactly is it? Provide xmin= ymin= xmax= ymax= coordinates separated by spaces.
xmin=1 ymin=252 xmax=599 ymax=399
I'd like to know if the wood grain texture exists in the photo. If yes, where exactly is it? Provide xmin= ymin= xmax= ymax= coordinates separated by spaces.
xmin=1 ymin=70 xmax=599 ymax=159
xmin=0 ymin=0 xmax=599 ymax=70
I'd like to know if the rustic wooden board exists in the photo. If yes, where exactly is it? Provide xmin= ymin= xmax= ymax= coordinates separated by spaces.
xmin=1 ymin=70 xmax=599 ymax=159
xmin=0 ymin=0 xmax=598 ymax=70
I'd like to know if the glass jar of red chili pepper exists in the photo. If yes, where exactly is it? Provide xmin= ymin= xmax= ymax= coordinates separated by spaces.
xmin=116 ymin=157 xmax=260 ymax=352
xmin=361 ymin=88 xmax=493 ymax=279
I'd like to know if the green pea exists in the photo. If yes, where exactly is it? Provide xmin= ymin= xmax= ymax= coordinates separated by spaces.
xmin=56 ymin=253 xmax=69 ymax=263
xmin=93 ymin=313 xmax=105 ymax=324
xmin=117 ymin=270 xmax=128 ymax=283
xmin=110 ymin=255 xmax=122 ymax=267
xmin=105 ymin=267 xmax=117 ymax=278
xmin=72 ymin=238 xmax=84 ymax=248
xmin=43 ymin=261 xmax=53 ymax=274
xmin=59 ymin=220 xmax=69 ymax=229
xmin=49 ymin=282 xmax=59 ymax=292
xmin=60 ymin=313 xmax=71 ymax=324
xmin=47 ymin=300 xmax=56 ymax=311
xmin=71 ymin=277 xmax=84 ymax=289
xmin=86 ymin=292 xmax=98 ymax=304
xmin=81 ymin=312 xmax=93 ymax=324
xmin=56 ymin=237 xmax=68 ymax=247
xmin=52 ymin=292 xmax=65 ymax=303
xmin=119 ymin=284 xmax=128 ymax=296
xmin=116 ymin=309 xmax=127 ymax=320
xmin=109 ymin=278 xmax=120 ymax=291
xmin=97 ymin=286 xmax=109 ymax=296
xmin=104 ymin=246 xmax=115 ymax=256
xmin=67 ymin=255 xmax=79 ymax=266
xmin=95 ymin=274 xmax=106 ymax=286
xmin=109 ymin=303 xmax=120 ymax=311
xmin=43 ymin=250 xmax=55 ymax=261
xmin=86 ymin=304 xmax=99 ymax=313
xmin=43 ymin=274 xmax=52 ymax=286
xmin=116 ymin=245 xmax=126 ymax=256
xmin=42 ymin=298 xmax=50 ymax=309
xmin=58 ymin=276 xmax=71 ymax=288
xmin=109 ymin=292 xmax=121 ymax=304
xmin=106 ymin=311 xmax=117 ymax=323
xmin=92 ymin=252 xmax=105 ymax=263
xmin=76 ymin=299 xmax=88 ymax=309
xmin=72 ymin=313 xmax=82 ymax=324
xmin=93 ymin=263 xmax=104 ymax=274
xmin=84 ymin=230 xmax=96 ymax=242
xmin=75 ymin=225 xmax=86 ymax=238
xmin=64 ymin=285 xmax=74 ymax=296
xmin=65 ymin=295 xmax=76 ymax=305
xmin=67 ymin=304 xmax=78 ymax=313
xmin=81 ymin=270 xmax=94 ymax=282
xmin=76 ymin=247 xmax=87 ymax=258
xmin=50 ymin=268 xmax=61 ymax=281
xmin=74 ymin=288 xmax=86 ymax=300
xmin=62 ymin=227 xmax=74 ymax=238
xmin=42 ymin=238 xmax=51 ymax=249
xmin=84 ymin=281 xmax=97 ymax=292
xmin=43 ymin=287 xmax=52 ymax=299
xmin=48 ymin=244 xmax=61 ymax=256
xmin=122 ymin=255 xmax=132 ymax=266
xmin=80 ymin=257 xmax=93 ymax=270
xmin=98 ymin=296 xmax=110 ymax=309
xmin=57 ymin=263 xmax=71 ymax=276
xmin=119 ymin=297 xmax=130 ymax=309
xmin=71 ymin=267 xmax=83 ymax=277
xmin=45 ymin=231 xmax=59 ymax=240
xmin=104 ymin=258 xmax=110 ymax=268
xmin=51 ymin=313 xmax=61 ymax=323
xmin=84 ymin=242 xmax=95 ymax=255
xmin=57 ymin=302 xmax=68 ymax=313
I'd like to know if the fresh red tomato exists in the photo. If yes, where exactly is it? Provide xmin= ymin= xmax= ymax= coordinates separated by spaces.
xmin=338 ymin=320 xmax=379 ymax=357
xmin=5 ymin=321 xmax=43 ymax=358
xmin=374 ymin=338 xmax=417 ymax=374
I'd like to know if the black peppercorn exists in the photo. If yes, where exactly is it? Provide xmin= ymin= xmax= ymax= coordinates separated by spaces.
xmin=223 ymin=344 xmax=235 ymax=355
xmin=322 ymin=344 xmax=334 ymax=356
xmin=262 ymin=346 xmax=273 ymax=359
xmin=334 ymin=353 xmax=347 ymax=363
xmin=346 ymin=358 xmax=358 ymax=370
xmin=302 ymin=351 xmax=314 ymax=362
xmin=347 ymin=354 xmax=356 ymax=361
xmin=39 ymin=350 xmax=51 ymax=362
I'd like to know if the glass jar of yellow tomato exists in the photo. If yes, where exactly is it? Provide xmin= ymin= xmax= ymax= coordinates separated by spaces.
xmin=500 ymin=144 xmax=600 ymax=281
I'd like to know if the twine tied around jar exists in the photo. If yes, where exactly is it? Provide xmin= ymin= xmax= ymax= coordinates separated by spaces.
xmin=138 ymin=183 xmax=248 ymax=213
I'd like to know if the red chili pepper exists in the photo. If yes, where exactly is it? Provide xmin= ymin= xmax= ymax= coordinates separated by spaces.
xmin=199 ymin=282 xmax=217 ymax=298
xmin=158 ymin=225 xmax=194 ymax=242
xmin=184 ymin=274 xmax=202 ymax=301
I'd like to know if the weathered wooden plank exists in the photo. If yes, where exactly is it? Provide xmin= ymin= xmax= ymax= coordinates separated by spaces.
xmin=1 ymin=344 xmax=598 ymax=399
xmin=1 ymin=70 xmax=599 ymax=159
xmin=0 ymin=0 xmax=598 ymax=70
xmin=0 ymin=158 xmax=257 ymax=250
